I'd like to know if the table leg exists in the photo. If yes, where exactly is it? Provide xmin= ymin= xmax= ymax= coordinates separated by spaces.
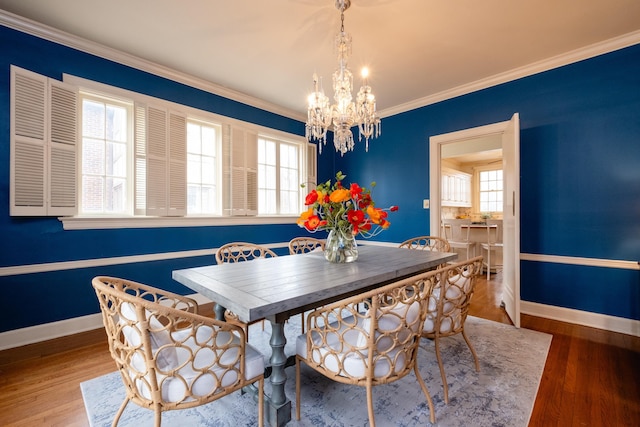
xmin=213 ymin=302 xmax=226 ymax=322
xmin=265 ymin=319 xmax=291 ymax=426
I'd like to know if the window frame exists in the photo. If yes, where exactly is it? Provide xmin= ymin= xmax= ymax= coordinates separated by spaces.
xmin=474 ymin=165 xmax=504 ymax=215
xmin=257 ymin=135 xmax=305 ymax=216
xmin=79 ymin=91 xmax=135 ymax=216
xmin=58 ymin=74 xmax=312 ymax=230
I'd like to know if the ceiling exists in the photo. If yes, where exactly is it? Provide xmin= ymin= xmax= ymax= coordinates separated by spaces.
xmin=1 ymin=0 xmax=640 ymax=121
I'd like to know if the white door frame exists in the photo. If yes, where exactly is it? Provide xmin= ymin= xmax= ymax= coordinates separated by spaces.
xmin=429 ymin=118 xmax=520 ymax=326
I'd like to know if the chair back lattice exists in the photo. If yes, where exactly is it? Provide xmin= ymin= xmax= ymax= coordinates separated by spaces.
xmin=92 ymin=276 xmax=264 ymax=426
xmin=423 ymin=256 xmax=483 ymax=338
xmin=297 ymin=269 xmax=440 ymax=425
xmin=288 ymin=237 xmax=325 ymax=254
xmin=215 ymin=242 xmax=277 ymax=264
xmin=398 ymin=235 xmax=451 ymax=252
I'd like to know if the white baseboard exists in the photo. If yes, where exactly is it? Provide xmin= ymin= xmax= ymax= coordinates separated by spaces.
xmin=0 ymin=312 xmax=104 ymax=351
xmin=0 ymin=293 xmax=214 ymax=351
xmin=520 ymin=300 xmax=640 ymax=337
xmin=2 ymin=296 xmax=637 ymax=351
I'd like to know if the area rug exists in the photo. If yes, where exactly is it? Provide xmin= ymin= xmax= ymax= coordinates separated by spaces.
xmin=81 ymin=316 xmax=551 ymax=426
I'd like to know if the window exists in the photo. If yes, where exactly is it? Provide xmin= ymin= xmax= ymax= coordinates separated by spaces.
xmin=187 ymin=120 xmax=220 ymax=215
xmin=479 ymin=169 xmax=503 ymax=213
xmin=257 ymin=136 xmax=302 ymax=215
xmin=12 ymin=68 xmax=314 ymax=226
xmin=80 ymin=94 xmax=133 ymax=214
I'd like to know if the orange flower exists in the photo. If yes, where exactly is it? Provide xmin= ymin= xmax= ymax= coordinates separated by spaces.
xmin=366 ymin=205 xmax=388 ymax=225
xmin=304 ymin=215 xmax=326 ymax=231
xmin=297 ymin=208 xmax=314 ymax=227
xmin=329 ymin=188 xmax=350 ymax=203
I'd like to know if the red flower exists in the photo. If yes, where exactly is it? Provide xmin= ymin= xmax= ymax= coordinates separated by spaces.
xmin=390 ymin=205 xmax=399 ymax=212
xmin=305 ymin=190 xmax=319 ymax=205
xmin=350 ymin=183 xmax=363 ymax=200
xmin=358 ymin=193 xmax=372 ymax=209
xmin=304 ymin=215 xmax=326 ymax=231
xmin=347 ymin=209 xmax=365 ymax=225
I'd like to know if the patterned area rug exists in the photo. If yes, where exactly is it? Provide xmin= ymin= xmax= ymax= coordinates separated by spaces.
xmin=81 ymin=316 xmax=551 ymax=426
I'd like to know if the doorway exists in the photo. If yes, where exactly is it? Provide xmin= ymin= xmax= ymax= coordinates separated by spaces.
xmin=429 ymin=114 xmax=520 ymax=327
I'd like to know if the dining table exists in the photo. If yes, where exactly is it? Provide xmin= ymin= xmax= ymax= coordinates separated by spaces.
xmin=172 ymin=244 xmax=457 ymax=426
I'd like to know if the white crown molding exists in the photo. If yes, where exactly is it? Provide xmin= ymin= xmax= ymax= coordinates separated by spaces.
xmin=0 ymin=10 xmax=307 ymax=123
xmin=521 ymin=301 xmax=640 ymax=338
xmin=4 ymin=10 xmax=639 ymax=123
xmin=379 ymin=30 xmax=640 ymax=118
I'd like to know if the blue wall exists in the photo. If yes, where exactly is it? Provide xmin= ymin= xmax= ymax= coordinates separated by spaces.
xmin=336 ymin=44 xmax=640 ymax=321
xmin=0 ymin=26 xmax=316 ymax=332
xmin=1 ymin=24 xmax=639 ymax=333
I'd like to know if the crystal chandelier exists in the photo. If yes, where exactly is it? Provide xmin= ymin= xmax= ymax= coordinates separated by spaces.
xmin=305 ymin=0 xmax=381 ymax=156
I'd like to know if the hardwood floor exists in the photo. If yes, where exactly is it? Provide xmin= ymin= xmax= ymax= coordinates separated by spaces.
xmin=1 ymin=273 xmax=638 ymax=426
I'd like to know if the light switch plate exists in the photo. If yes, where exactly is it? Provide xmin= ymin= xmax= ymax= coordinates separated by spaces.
xmin=423 ymin=199 xmax=430 ymax=209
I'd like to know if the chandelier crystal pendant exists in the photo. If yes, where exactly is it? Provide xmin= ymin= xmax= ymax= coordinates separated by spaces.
xmin=305 ymin=0 xmax=381 ymax=156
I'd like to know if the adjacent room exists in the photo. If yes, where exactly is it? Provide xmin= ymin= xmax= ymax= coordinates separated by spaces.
xmin=1 ymin=1 xmax=639 ymax=426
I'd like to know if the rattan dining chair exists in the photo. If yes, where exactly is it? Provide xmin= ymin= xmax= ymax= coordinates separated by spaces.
xmin=215 ymin=242 xmax=277 ymax=340
xmin=398 ymin=235 xmax=451 ymax=252
xmin=421 ymin=256 xmax=483 ymax=404
xmin=288 ymin=236 xmax=325 ymax=255
xmin=295 ymin=270 xmax=440 ymax=426
xmin=92 ymin=276 xmax=265 ymax=427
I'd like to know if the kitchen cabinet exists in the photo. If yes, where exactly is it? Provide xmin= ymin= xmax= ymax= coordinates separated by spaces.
xmin=442 ymin=168 xmax=471 ymax=207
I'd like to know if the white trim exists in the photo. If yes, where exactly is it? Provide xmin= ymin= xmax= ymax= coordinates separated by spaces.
xmin=0 ymin=293 xmax=214 ymax=351
xmin=0 ymin=10 xmax=306 ymax=122
xmin=59 ymin=214 xmax=297 ymax=230
xmin=0 ymin=242 xmax=289 ymax=277
xmin=521 ymin=301 xmax=640 ymax=338
xmin=380 ymin=30 xmax=640 ymax=118
xmin=0 ymin=313 xmax=104 ymax=351
xmin=521 ymin=253 xmax=640 ymax=270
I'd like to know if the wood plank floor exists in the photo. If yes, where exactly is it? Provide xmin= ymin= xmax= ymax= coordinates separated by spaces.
xmin=1 ymin=272 xmax=638 ymax=426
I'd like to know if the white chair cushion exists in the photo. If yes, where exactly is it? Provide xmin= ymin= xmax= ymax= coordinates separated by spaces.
xmin=356 ymin=300 xmax=421 ymax=350
xmin=135 ymin=325 xmax=264 ymax=403
xmin=297 ymin=301 xmax=420 ymax=379
xmin=119 ymin=302 xmax=177 ymax=370
xmin=119 ymin=303 xmax=264 ymax=403
xmin=423 ymin=285 xmax=464 ymax=334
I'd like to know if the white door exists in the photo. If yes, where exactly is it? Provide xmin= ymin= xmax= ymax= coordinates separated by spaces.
xmin=430 ymin=114 xmax=521 ymax=327
xmin=501 ymin=113 xmax=520 ymax=327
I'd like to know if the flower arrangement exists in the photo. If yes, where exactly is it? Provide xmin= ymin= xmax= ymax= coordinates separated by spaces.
xmin=297 ymin=171 xmax=398 ymax=238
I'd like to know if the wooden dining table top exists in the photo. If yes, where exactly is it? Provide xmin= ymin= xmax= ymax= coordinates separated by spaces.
xmin=172 ymin=245 xmax=457 ymax=323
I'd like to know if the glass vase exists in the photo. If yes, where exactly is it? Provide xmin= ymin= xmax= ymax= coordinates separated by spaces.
xmin=324 ymin=229 xmax=358 ymax=263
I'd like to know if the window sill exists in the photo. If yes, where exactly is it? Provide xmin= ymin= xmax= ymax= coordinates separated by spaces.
xmin=58 ymin=215 xmax=298 ymax=230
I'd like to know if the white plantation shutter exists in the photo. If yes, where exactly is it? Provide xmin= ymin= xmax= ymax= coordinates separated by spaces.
xmin=134 ymin=103 xmax=147 ymax=215
xmin=10 ymin=66 xmax=77 ymax=216
xmin=138 ymin=104 xmax=186 ymax=217
xmin=48 ymin=80 xmax=77 ymax=215
xmin=245 ymin=130 xmax=258 ymax=215
xmin=222 ymin=124 xmax=258 ymax=216
xmin=168 ymin=112 xmax=186 ymax=216
xmin=146 ymin=106 xmax=167 ymax=215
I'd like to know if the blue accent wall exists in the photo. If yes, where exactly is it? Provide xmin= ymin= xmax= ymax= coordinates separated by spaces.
xmin=1 ymin=24 xmax=639 ymax=333
xmin=336 ymin=44 xmax=640 ymax=321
